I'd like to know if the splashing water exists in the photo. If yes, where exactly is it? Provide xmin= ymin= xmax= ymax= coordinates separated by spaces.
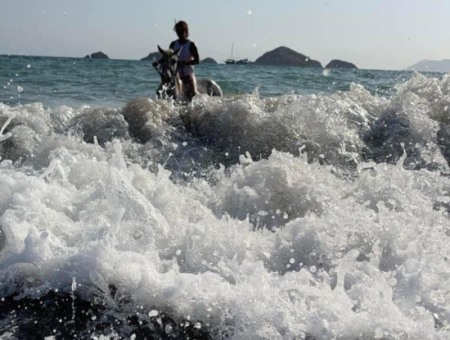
xmin=1 ymin=73 xmax=450 ymax=338
xmin=0 ymin=111 xmax=15 ymax=142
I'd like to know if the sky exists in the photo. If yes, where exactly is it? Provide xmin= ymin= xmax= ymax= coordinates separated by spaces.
xmin=0 ymin=0 xmax=449 ymax=70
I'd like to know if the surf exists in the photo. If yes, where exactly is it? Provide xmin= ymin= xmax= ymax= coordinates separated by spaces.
xmin=1 ymin=72 xmax=450 ymax=338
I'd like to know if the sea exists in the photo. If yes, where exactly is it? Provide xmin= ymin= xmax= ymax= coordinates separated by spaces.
xmin=1 ymin=55 xmax=450 ymax=339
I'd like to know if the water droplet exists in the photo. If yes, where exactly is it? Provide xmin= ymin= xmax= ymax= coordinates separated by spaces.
xmin=148 ymin=310 xmax=159 ymax=317
xmin=323 ymin=69 xmax=331 ymax=77
xmin=27 ymin=64 xmax=31 ymax=68
xmin=310 ymin=266 xmax=317 ymax=273
xmin=176 ymin=249 xmax=182 ymax=256
xmin=17 ymin=86 xmax=24 ymax=93
xmin=289 ymin=258 xmax=296 ymax=264
xmin=247 ymin=10 xmax=253 ymax=15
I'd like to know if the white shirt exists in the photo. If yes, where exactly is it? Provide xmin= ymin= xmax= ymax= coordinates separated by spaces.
xmin=172 ymin=40 xmax=194 ymax=77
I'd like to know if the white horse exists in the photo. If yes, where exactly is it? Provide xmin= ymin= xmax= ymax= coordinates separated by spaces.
xmin=153 ymin=45 xmax=223 ymax=101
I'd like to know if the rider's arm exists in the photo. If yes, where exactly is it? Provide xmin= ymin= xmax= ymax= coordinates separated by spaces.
xmin=189 ymin=42 xmax=200 ymax=65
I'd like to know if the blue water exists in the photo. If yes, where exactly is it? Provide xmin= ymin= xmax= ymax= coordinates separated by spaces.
xmin=2 ymin=55 xmax=450 ymax=339
xmin=0 ymin=55 xmax=437 ymax=108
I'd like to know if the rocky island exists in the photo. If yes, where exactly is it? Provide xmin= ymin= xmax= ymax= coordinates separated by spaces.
xmin=254 ymin=46 xmax=322 ymax=68
xmin=84 ymin=52 xmax=109 ymax=59
xmin=141 ymin=52 xmax=162 ymax=61
xmin=326 ymin=60 xmax=358 ymax=69
xmin=201 ymin=58 xmax=218 ymax=64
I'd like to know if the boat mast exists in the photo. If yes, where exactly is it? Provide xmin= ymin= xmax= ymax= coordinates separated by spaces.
xmin=231 ymin=43 xmax=234 ymax=60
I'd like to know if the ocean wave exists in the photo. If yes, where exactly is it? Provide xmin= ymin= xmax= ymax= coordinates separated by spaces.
xmin=1 ymin=73 xmax=450 ymax=338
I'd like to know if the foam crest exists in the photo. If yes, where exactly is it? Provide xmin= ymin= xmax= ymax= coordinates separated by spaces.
xmin=2 ymin=75 xmax=450 ymax=338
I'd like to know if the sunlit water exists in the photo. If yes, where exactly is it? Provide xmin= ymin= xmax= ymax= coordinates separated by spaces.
xmin=1 ymin=55 xmax=450 ymax=339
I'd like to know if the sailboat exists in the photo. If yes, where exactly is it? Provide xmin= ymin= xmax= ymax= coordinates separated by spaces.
xmin=225 ymin=43 xmax=249 ymax=65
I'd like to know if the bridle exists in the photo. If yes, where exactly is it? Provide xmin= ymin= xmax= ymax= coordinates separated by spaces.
xmin=153 ymin=54 xmax=179 ymax=99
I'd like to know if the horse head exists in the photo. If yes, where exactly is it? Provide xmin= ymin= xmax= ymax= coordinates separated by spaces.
xmin=154 ymin=45 xmax=181 ymax=87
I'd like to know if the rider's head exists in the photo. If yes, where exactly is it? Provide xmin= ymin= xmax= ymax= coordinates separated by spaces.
xmin=174 ymin=21 xmax=189 ymax=40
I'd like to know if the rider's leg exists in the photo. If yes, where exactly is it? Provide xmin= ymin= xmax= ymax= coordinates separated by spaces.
xmin=180 ymin=75 xmax=197 ymax=102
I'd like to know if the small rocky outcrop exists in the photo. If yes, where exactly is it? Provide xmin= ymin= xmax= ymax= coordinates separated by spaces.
xmin=326 ymin=60 xmax=357 ymax=69
xmin=201 ymin=58 xmax=217 ymax=64
xmin=141 ymin=52 xmax=162 ymax=61
xmin=84 ymin=52 xmax=109 ymax=59
xmin=254 ymin=46 xmax=322 ymax=68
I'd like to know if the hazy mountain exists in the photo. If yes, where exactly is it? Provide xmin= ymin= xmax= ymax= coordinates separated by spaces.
xmin=406 ymin=60 xmax=450 ymax=73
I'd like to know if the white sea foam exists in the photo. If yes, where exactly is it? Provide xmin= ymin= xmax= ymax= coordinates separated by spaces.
xmin=1 ymin=74 xmax=450 ymax=338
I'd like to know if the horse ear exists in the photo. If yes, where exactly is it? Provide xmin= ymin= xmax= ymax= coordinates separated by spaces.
xmin=158 ymin=45 xmax=165 ymax=55
xmin=173 ymin=48 xmax=181 ymax=56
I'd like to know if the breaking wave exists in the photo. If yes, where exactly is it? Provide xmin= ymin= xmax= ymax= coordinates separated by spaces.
xmin=1 ymin=73 xmax=450 ymax=339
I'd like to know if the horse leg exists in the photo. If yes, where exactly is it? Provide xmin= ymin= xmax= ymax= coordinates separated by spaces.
xmin=156 ymin=84 xmax=164 ymax=99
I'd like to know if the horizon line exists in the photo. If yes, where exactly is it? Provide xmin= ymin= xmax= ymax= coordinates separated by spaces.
xmin=3 ymin=53 xmax=445 ymax=73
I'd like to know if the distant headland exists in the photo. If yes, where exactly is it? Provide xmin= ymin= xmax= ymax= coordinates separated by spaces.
xmin=405 ymin=60 xmax=450 ymax=73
